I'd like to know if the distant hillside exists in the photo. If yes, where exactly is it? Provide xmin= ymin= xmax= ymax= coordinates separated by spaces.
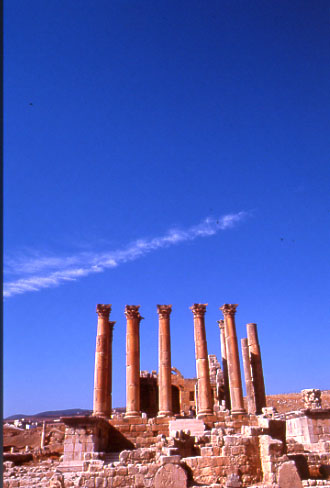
xmin=5 ymin=407 xmax=126 ymax=421
xmin=5 ymin=391 xmax=330 ymax=421
xmin=5 ymin=408 xmax=93 ymax=421
xmin=266 ymin=390 xmax=330 ymax=413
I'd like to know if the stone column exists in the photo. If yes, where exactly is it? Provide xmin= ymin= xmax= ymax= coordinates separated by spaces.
xmin=247 ymin=323 xmax=266 ymax=413
xmin=241 ymin=338 xmax=256 ymax=414
xmin=93 ymin=304 xmax=112 ymax=417
xmin=191 ymin=304 xmax=213 ymax=417
xmin=108 ymin=321 xmax=115 ymax=416
xmin=125 ymin=305 xmax=143 ymax=418
xmin=220 ymin=304 xmax=245 ymax=414
xmin=217 ymin=319 xmax=231 ymax=410
xmin=40 ymin=421 xmax=46 ymax=449
xmin=157 ymin=305 xmax=173 ymax=417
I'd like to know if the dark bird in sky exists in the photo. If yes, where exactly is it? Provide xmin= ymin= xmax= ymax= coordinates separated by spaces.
xmin=29 ymin=102 xmax=33 ymax=106
xmin=280 ymin=237 xmax=284 ymax=241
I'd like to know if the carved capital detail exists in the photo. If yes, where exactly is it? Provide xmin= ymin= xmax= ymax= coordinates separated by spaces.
xmin=96 ymin=304 xmax=112 ymax=318
xmin=125 ymin=305 xmax=143 ymax=321
xmin=220 ymin=304 xmax=238 ymax=317
xmin=190 ymin=303 xmax=208 ymax=317
xmin=108 ymin=321 xmax=116 ymax=329
xmin=217 ymin=319 xmax=225 ymax=330
xmin=301 ymin=389 xmax=322 ymax=409
xmin=157 ymin=304 xmax=172 ymax=318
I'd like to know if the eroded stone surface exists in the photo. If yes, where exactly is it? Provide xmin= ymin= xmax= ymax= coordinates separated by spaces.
xmin=154 ymin=463 xmax=187 ymax=488
xmin=278 ymin=461 xmax=303 ymax=488
xmin=302 ymin=389 xmax=322 ymax=409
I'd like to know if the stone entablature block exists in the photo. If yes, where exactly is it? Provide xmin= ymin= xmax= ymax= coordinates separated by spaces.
xmin=286 ymin=409 xmax=330 ymax=445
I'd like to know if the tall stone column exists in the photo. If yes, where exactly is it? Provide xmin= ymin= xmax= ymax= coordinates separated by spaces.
xmin=220 ymin=304 xmax=245 ymax=414
xmin=241 ymin=338 xmax=256 ymax=414
xmin=125 ymin=305 xmax=143 ymax=418
xmin=93 ymin=304 xmax=112 ymax=417
xmin=217 ymin=319 xmax=231 ymax=410
xmin=108 ymin=321 xmax=115 ymax=416
xmin=40 ymin=421 xmax=46 ymax=449
xmin=191 ymin=304 xmax=213 ymax=417
xmin=157 ymin=305 xmax=173 ymax=417
xmin=247 ymin=323 xmax=266 ymax=414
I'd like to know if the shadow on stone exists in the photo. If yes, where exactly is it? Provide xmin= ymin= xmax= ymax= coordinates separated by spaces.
xmin=320 ymin=464 xmax=330 ymax=479
xmin=288 ymin=454 xmax=309 ymax=480
xmin=107 ymin=423 xmax=134 ymax=452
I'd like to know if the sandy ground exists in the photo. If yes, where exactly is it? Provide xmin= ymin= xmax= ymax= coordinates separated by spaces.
xmin=3 ymin=422 xmax=65 ymax=458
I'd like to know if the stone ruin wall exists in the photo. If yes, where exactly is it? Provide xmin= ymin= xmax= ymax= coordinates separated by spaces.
xmin=4 ymin=408 xmax=330 ymax=488
xmin=139 ymin=367 xmax=199 ymax=418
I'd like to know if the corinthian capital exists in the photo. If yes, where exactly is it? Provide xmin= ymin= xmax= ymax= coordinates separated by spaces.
xmin=96 ymin=304 xmax=112 ymax=318
xmin=125 ymin=305 xmax=143 ymax=321
xmin=157 ymin=304 xmax=172 ymax=318
xmin=217 ymin=319 xmax=225 ymax=330
xmin=190 ymin=303 xmax=208 ymax=317
xmin=220 ymin=304 xmax=238 ymax=317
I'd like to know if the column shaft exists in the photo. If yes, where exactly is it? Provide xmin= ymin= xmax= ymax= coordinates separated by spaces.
xmin=108 ymin=321 xmax=115 ymax=416
xmin=241 ymin=338 xmax=257 ymax=414
xmin=40 ymin=422 xmax=46 ymax=449
xmin=191 ymin=304 xmax=213 ymax=417
xmin=93 ymin=304 xmax=112 ymax=417
xmin=157 ymin=305 xmax=173 ymax=417
xmin=218 ymin=320 xmax=231 ymax=410
xmin=247 ymin=323 xmax=266 ymax=414
xmin=125 ymin=305 xmax=143 ymax=418
xmin=220 ymin=304 xmax=245 ymax=414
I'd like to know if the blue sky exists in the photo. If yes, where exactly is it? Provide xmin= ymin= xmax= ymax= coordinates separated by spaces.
xmin=4 ymin=1 xmax=330 ymax=417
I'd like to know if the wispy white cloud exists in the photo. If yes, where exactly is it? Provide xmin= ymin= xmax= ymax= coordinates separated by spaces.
xmin=4 ymin=212 xmax=247 ymax=298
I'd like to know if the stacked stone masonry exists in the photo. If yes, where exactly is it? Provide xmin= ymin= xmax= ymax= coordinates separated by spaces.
xmin=4 ymin=404 xmax=330 ymax=487
xmin=4 ymin=395 xmax=330 ymax=487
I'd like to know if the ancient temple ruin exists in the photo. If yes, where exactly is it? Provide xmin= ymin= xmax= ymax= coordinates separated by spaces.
xmin=92 ymin=303 xmax=266 ymax=420
xmin=58 ymin=303 xmax=330 ymax=488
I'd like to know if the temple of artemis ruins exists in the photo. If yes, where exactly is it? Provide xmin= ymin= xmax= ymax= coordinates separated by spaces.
xmin=58 ymin=303 xmax=330 ymax=488
xmin=92 ymin=303 xmax=267 ymax=420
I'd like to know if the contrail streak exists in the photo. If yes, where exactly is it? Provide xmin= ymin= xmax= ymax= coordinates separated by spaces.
xmin=4 ymin=212 xmax=247 ymax=298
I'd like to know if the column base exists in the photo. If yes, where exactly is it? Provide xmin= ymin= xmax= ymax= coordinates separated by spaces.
xmin=197 ymin=410 xmax=213 ymax=418
xmin=124 ymin=411 xmax=141 ymax=418
xmin=92 ymin=411 xmax=110 ymax=418
xmin=157 ymin=411 xmax=173 ymax=417
xmin=231 ymin=409 xmax=246 ymax=415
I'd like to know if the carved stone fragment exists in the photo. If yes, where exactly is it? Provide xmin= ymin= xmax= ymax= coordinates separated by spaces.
xmin=277 ymin=461 xmax=303 ymax=488
xmin=154 ymin=463 xmax=187 ymax=488
xmin=301 ymin=388 xmax=322 ymax=409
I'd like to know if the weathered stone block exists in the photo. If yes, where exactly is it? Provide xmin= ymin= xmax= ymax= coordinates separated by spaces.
xmin=154 ymin=463 xmax=188 ymax=488
xmin=104 ymin=468 xmax=115 ymax=477
xmin=226 ymin=473 xmax=242 ymax=487
xmin=224 ymin=435 xmax=242 ymax=446
xmin=133 ymin=473 xmax=145 ymax=487
xmin=201 ymin=447 xmax=214 ymax=456
xmin=148 ymin=464 xmax=160 ymax=478
xmin=277 ymin=461 xmax=303 ymax=488
xmin=127 ymin=464 xmax=138 ymax=475
xmin=111 ymin=477 xmax=123 ymax=488
xmin=139 ymin=465 xmax=148 ymax=475
xmin=215 ymin=456 xmax=229 ymax=466
xmin=160 ymin=455 xmax=181 ymax=465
